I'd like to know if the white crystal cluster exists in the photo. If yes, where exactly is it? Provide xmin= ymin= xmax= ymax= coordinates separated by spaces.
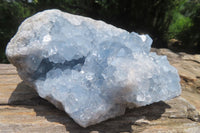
xmin=6 ymin=9 xmax=181 ymax=127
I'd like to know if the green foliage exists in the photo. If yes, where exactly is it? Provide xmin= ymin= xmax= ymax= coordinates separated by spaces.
xmin=0 ymin=0 xmax=200 ymax=63
xmin=168 ymin=12 xmax=192 ymax=39
xmin=168 ymin=0 xmax=200 ymax=50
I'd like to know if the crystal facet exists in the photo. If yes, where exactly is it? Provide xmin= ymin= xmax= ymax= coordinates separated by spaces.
xmin=6 ymin=9 xmax=181 ymax=127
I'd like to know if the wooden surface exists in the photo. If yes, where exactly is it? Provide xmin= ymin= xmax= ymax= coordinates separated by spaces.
xmin=0 ymin=64 xmax=200 ymax=133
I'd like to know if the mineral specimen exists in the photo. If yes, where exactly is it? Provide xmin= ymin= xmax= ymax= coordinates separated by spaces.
xmin=6 ymin=9 xmax=181 ymax=127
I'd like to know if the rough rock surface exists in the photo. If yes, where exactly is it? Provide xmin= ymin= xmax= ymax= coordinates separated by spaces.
xmin=6 ymin=9 xmax=181 ymax=127
xmin=0 ymin=48 xmax=200 ymax=132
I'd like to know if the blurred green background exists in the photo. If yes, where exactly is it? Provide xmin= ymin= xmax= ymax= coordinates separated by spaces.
xmin=1 ymin=0 xmax=200 ymax=63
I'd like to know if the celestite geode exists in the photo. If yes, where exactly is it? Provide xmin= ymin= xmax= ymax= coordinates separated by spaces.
xmin=6 ymin=9 xmax=181 ymax=127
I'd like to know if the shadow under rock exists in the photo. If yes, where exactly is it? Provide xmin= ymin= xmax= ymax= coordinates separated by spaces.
xmin=9 ymin=81 xmax=171 ymax=133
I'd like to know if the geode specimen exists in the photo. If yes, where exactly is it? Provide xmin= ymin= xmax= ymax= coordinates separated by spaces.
xmin=6 ymin=9 xmax=181 ymax=127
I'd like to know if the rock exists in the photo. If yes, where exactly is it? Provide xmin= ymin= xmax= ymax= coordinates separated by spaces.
xmin=0 ymin=62 xmax=199 ymax=132
xmin=6 ymin=9 xmax=181 ymax=127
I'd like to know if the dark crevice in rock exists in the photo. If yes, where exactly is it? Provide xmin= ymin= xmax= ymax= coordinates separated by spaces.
xmin=183 ymin=59 xmax=200 ymax=64
xmin=187 ymin=116 xmax=200 ymax=123
xmin=0 ymin=104 xmax=10 ymax=106
xmin=31 ymin=56 xmax=85 ymax=81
